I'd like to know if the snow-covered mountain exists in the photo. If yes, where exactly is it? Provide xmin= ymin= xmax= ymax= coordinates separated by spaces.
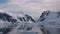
xmin=38 ymin=10 xmax=60 ymax=34
xmin=0 ymin=12 xmax=43 ymax=34
xmin=0 ymin=10 xmax=60 ymax=34
xmin=0 ymin=12 xmax=35 ymax=23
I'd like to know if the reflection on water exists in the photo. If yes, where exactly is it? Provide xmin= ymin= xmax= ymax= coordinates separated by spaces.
xmin=20 ymin=32 xmax=38 ymax=34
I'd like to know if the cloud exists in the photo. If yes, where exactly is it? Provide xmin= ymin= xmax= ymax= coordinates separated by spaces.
xmin=0 ymin=0 xmax=60 ymax=17
xmin=8 ymin=0 xmax=60 ymax=12
xmin=0 ymin=9 xmax=5 ymax=12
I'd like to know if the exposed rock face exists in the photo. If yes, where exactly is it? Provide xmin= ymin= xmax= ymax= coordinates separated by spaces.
xmin=39 ymin=10 xmax=50 ymax=21
xmin=0 ymin=12 xmax=35 ymax=23
xmin=18 ymin=14 xmax=35 ymax=22
xmin=0 ymin=13 xmax=17 ymax=23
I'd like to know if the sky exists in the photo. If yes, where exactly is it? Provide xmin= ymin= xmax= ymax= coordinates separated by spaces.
xmin=0 ymin=0 xmax=60 ymax=17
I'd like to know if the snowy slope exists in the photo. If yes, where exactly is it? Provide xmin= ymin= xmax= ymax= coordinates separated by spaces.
xmin=38 ymin=10 xmax=60 ymax=34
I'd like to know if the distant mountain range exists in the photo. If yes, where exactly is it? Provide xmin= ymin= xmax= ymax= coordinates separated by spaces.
xmin=0 ymin=12 xmax=35 ymax=23
xmin=0 ymin=10 xmax=60 ymax=34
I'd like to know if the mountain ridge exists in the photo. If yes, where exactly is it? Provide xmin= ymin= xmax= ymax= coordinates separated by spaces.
xmin=0 ymin=10 xmax=60 ymax=34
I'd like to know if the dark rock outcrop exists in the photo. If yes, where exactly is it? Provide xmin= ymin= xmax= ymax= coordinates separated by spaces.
xmin=18 ymin=14 xmax=35 ymax=22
